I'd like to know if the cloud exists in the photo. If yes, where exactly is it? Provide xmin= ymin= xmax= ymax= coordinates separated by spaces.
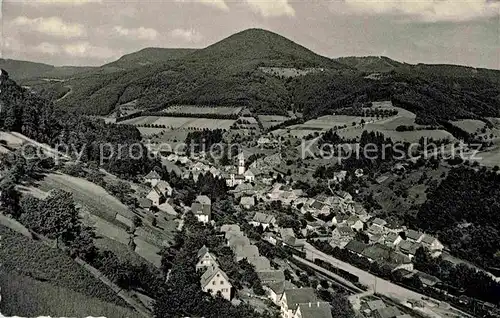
xmin=342 ymin=0 xmax=500 ymax=22
xmin=113 ymin=26 xmax=159 ymax=40
xmin=169 ymin=28 xmax=203 ymax=43
xmin=244 ymin=0 xmax=295 ymax=17
xmin=10 ymin=16 xmax=86 ymax=38
xmin=175 ymin=0 xmax=229 ymax=11
xmin=33 ymin=42 xmax=61 ymax=55
xmin=63 ymin=41 xmax=118 ymax=59
xmin=27 ymin=0 xmax=102 ymax=5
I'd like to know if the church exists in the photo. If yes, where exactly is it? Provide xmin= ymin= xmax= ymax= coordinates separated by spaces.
xmin=225 ymin=153 xmax=256 ymax=187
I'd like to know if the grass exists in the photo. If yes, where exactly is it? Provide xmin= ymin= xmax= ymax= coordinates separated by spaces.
xmin=0 ymin=269 xmax=142 ymax=318
xmin=120 ymin=116 xmax=236 ymax=130
xmin=161 ymin=105 xmax=242 ymax=115
xmin=451 ymin=119 xmax=486 ymax=134
xmin=0 ymin=225 xmax=125 ymax=306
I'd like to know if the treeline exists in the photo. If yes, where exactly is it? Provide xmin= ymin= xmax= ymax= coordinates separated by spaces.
xmin=332 ymin=106 xmax=398 ymax=118
xmin=185 ymin=129 xmax=225 ymax=153
xmin=415 ymin=167 xmax=500 ymax=269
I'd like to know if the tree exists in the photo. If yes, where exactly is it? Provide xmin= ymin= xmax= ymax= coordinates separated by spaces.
xmin=330 ymin=294 xmax=355 ymax=318
xmin=0 ymin=180 xmax=21 ymax=217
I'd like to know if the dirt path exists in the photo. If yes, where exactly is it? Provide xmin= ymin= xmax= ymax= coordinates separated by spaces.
xmin=56 ymin=85 xmax=73 ymax=102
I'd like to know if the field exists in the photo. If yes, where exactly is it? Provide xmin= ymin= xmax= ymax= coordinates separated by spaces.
xmin=36 ymin=172 xmax=135 ymax=226
xmin=161 ymin=105 xmax=242 ymax=115
xmin=259 ymin=66 xmax=323 ymax=78
xmin=451 ymin=119 xmax=486 ymax=134
xmin=0 ymin=269 xmax=141 ymax=318
xmin=258 ymin=115 xmax=290 ymax=129
xmin=137 ymin=127 xmax=166 ymax=137
xmin=120 ymin=116 xmax=236 ymax=130
xmin=0 ymin=225 xmax=125 ymax=306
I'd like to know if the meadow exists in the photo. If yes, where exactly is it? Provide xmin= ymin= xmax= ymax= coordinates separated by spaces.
xmin=120 ymin=116 xmax=236 ymax=130
xmin=161 ymin=105 xmax=242 ymax=115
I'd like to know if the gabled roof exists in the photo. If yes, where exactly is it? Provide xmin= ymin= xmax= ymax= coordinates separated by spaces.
xmin=252 ymin=212 xmax=275 ymax=224
xmin=145 ymin=170 xmax=161 ymax=180
xmin=138 ymin=198 xmax=152 ymax=209
xmin=297 ymin=302 xmax=332 ymax=318
xmin=228 ymin=235 xmax=250 ymax=248
xmin=221 ymin=224 xmax=240 ymax=233
xmin=196 ymin=195 xmax=211 ymax=205
xmin=248 ymin=256 xmax=271 ymax=271
xmin=406 ymin=229 xmax=424 ymax=241
xmin=191 ymin=202 xmax=211 ymax=216
xmin=267 ymin=280 xmax=295 ymax=294
xmin=420 ymin=234 xmax=437 ymax=245
xmin=385 ymin=232 xmax=401 ymax=242
xmin=372 ymin=218 xmax=387 ymax=227
xmin=234 ymin=182 xmax=254 ymax=193
xmin=334 ymin=225 xmax=354 ymax=236
xmin=283 ymin=288 xmax=318 ymax=310
xmin=197 ymin=245 xmax=209 ymax=259
xmin=257 ymin=270 xmax=285 ymax=283
xmin=234 ymin=244 xmax=259 ymax=260
xmin=280 ymin=228 xmax=295 ymax=239
xmin=399 ymin=240 xmax=421 ymax=255
xmin=347 ymin=215 xmax=361 ymax=225
xmin=200 ymin=265 xmax=231 ymax=288
xmin=345 ymin=240 xmax=368 ymax=255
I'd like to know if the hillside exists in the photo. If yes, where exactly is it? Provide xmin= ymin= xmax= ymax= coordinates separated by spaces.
xmin=15 ymin=28 xmax=500 ymax=122
xmin=0 ymin=58 xmax=96 ymax=81
xmin=103 ymin=47 xmax=198 ymax=70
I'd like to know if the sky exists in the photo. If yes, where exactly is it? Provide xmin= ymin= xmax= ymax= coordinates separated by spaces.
xmin=0 ymin=0 xmax=499 ymax=69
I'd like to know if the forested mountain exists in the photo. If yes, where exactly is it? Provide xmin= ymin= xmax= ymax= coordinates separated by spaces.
xmin=102 ymin=47 xmax=198 ymax=70
xmin=0 ymin=58 xmax=96 ymax=81
xmin=7 ymin=28 xmax=500 ymax=123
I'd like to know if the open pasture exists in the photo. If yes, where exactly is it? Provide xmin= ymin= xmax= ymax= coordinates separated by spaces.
xmin=121 ymin=116 xmax=235 ymax=130
xmin=258 ymin=115 xmax=290 ymax=129
xmin=161 ymin=105 xmax=242 ymax=115
xmin=451 ymin=119 xmax=486 ymax=134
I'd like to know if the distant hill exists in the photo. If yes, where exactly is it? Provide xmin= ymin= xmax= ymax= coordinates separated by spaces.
xmin=10 ymin=28 xmax=500 ymax=123
xmin=103 ymin=47 xmax=198 ymax=70
xmin=0 ymin=58 xmax=96 ymax=81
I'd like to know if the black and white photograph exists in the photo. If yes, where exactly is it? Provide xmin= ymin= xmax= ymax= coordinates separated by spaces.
xmin=0 ymin=0 xmax=499 ymax=317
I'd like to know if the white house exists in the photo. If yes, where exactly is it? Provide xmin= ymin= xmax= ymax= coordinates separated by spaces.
xmin=146 ymin=187 xmax=164 ymax=206
xmin=191 ymin=195 xmax=212 ymax=224
xmin=264 ymin=280 xmax=295 ymax=305
xmin=279 ymin=288 xmax=317 ymax=318
xmin=200 ymin=265 xmax=232 ymax=300
xmin=346 ymin=215 xmax=364 ymax=231
xmin=240 ymin=196 xmax=255 ymax=209
xmin=250 ymin=212 xmax=276 ymax=230
xmin=196 ymin=245 xmax=218 ymax=271
xmin=294 ymin=302 xmax=332 ymax=318
xmin=144 ymin=170 xmax=161 ymax=186
xmin=244 ymin=169 xmax=256 ymax=183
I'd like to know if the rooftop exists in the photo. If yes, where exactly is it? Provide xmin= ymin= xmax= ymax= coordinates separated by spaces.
xmin=296 ymin=302 xmax=333 ymax=318
xmin=283 ymin=288 xmax=318 ymax=310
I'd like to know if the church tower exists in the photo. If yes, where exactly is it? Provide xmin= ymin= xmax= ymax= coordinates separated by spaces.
xmin=238 ymin=153 xmax=245 ymax=175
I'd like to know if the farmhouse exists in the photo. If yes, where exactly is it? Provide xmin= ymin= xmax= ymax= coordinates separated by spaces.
xmin=200 ymin=265 xmax=232 ymax=301
xmin=294 ymin=302 xmax=333 ymax=318
xmin=144 ymin=170 xmax=161 ymax=186
xmin=196 ymin=245 xmax=218 ymax=271
xmin=331 ymin=225 xmax=355 ymax=248
xmin=191 ymin=195 xmax=212 ymax=224
xmin=280 ymin=288 xmax=318 ymax=318
xmin=250 ymin=212 xmax=276 ymax=230
xmin=264 ymin=280 xmax=295 ymax=304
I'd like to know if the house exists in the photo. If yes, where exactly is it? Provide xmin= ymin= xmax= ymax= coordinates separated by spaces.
xmin=250 ymin=212 xmax=276 ymax=230
xmin=191 ymin=202 xmax=211 ymax=224
xmin=369 ymin=233 xmax=384 ymax=245
xmin=372 ymin=218 xmax=387 ymax=228
xmin=263 ymin=232 xmax=279 ymax=245
xmin=406 ymin=229 xmax=424 ymax=243
xmin=331 ymin=225 xmax=355 ymax=248
xmin=231 ymin=182 xmax=255 ymax=198
xmin=344 ymin=240 xmax=368 ymax=257
xmin=384 ymin=221 xmax=404 ymax=234
xmin=138 ymin=198 xmax=152 ymax=210
xmin=240 ymin=196 xmax=256 ymax=209
xmin=420 ymin=234 xmax=444 ymax=256
xmin=306 ymin=219 xmax=326 ymax=233
xmin=200 ymin=265 xmax=232 ymax=300
xmin=365 ymin=300 xmax=386 ymax=311
xmin=384 ymin=232 xmax=403 ymax=247
xmin=264 ymin=280 xmax=295 ymax=304
xmin=414 ymin=271 xmax=441 ymax=287
xmin=280 ymin=288 xmax=318 ymax=318
xmin=362 ymin=243 xmax=413 ymax=271
xmin=244 ymin=169 xmax=257 ymax=183
xmin=234 ymin=244 xmax=259 ymax=261
xmin=398 ymin=240 xmax=421 ymax=259
xmin=331 ymin=213 xmax=348 ymax=226
xmin=209 ymin=166 xmax=221 ymax=177
xmin=226 ymin=172 xmax=245 ymax=187
xmin=367 ymin=224 xmax=384 ymax=236
xmin=146 ymin=187 xmax=165 ymax=206
xmin=294 ymin=302 xmax=332 ymax=318
xmin=257 ymin=270 xmax=286 ymax=284
xmin=196 ymin=245 xmax=218 ymax=271
xmin=196 ymin=195 xmax=211 ymax=205
xmin=347 ymin=215 xmax=364 ymax=231
xmin=144 ymin=170 xmax=161 ymax=186
xmin=220 ymin=224 xmax=240 ymax=233
xmin=333 ymin=170 xmax=347 ymax=183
